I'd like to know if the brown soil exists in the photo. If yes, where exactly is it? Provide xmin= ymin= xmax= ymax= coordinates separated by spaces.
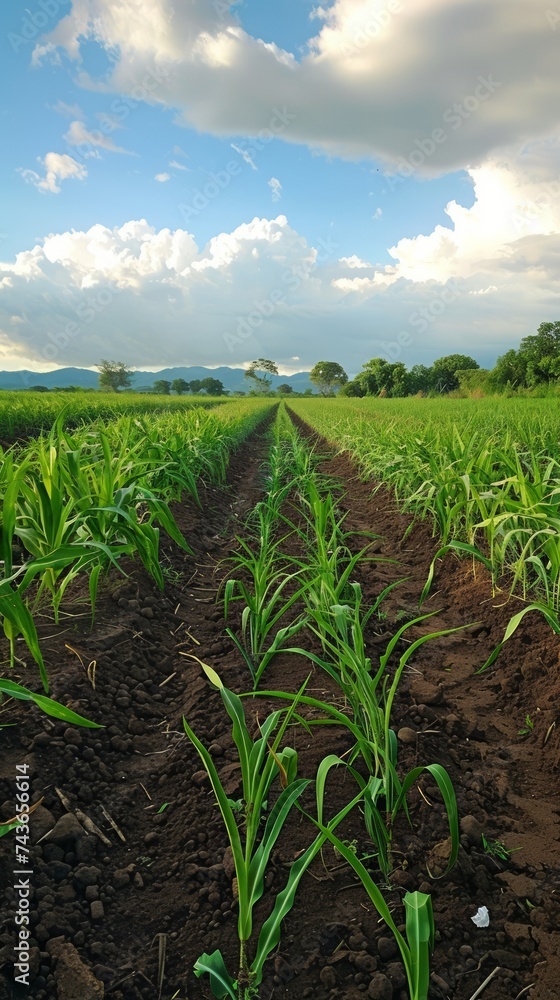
xmin=1 ymin=413 xmax=559 ymax=1000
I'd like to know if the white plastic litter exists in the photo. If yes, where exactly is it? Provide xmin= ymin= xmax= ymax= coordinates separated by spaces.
xmin=471 ymin=906 xmax=490 ymax=927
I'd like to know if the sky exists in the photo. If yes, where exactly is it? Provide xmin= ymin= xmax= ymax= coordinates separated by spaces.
xmin=1 ymin=1 xmax=560 ymax=377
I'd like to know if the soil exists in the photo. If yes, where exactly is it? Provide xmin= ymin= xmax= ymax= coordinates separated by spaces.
xmin=1 ymin=411 xmax=559 ymax=1000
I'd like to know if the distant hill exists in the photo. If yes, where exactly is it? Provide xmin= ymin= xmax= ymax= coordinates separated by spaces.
xmin=0 ymin=366 xmax=313 ymax=394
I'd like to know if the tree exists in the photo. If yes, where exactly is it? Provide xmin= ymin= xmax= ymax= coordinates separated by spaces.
xmin=97 ymin=360 xmax=133 ymax=392
xmin=430 ymin=354 xmax=479 ymax=394
xmin=339 ymin=379 xmax=364 ymax=397
xmin=489 ymin=349 xmax=527 ymax=390
xmin=405 ymin=364 xmax=433 ymax=395
xmin=309 ymin=361 xmax=348 ymax=396
xmin=188 ymin=379 xmax=202 ymax=394
xmin=517 ymin=321 xmax=560 ymax=387
xmin=277 ymin=383 xmax=294 ymax=395
xmin=342 ymin=358 xmax=407 ymax=397
xmin=244 ymin=359 xmax=278 ymax=394
xmin=172 ymin=378 xmax=190 ymax=395
xmin=153 ymin=380 xmax=171 ymax=395
xmin=200 ymin=377 xmax=226 ymax=396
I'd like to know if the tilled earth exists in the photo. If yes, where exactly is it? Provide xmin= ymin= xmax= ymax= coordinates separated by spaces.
xmin=1 ymin=417 xmax=559 ymax=1000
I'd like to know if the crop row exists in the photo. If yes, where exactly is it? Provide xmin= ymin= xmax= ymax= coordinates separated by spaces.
xmin=0 ymin=399 xmax=274 ymax=709
xmin=184 ymin=405 xmax=461 ymax=999
xmin=0 ymin=390 xmax=226 ymax=440
xmin=287 ymin=397 xmax=560 ymax=622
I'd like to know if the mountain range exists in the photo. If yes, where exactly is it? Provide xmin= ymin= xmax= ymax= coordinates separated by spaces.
xmin=0 ymin=366 xmax=313 ymax=394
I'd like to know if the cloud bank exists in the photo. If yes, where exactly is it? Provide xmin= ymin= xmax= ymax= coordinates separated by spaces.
xmin=33 ymin=0 xmax=560 ymax=171
xmin=3 ymin=148 xmax=560 ymax=373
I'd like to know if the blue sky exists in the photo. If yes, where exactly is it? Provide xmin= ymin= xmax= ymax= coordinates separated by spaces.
xmin=1 ymin=1 xmax=559 ymax=375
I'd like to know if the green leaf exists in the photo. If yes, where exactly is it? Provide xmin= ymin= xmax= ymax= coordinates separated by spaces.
xmin=0 ymin=678 xmax=101 ymax=727
xmin=404 ymin=892 xmax=434 ymax=1000
xmin=193 ymin=950 xmax=237 ymax=999
xmin=420 ymin=542 xmax=492 ymax=605
xmin=0 ymin=587 xmax=47 ymax=691
xmin=477 ymin=603 xmax=560 ymax=673
xmin=247 ymin=778 xmax=310 ymax=912
xmin=393 ymin=763 xmax=459 ymax=877
xmin=0 ymin=819 xmax=19 ymax=839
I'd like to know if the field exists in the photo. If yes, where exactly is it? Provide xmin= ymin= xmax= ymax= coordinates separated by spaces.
xmin=1 ymin=396 xmax=559 ymax=1000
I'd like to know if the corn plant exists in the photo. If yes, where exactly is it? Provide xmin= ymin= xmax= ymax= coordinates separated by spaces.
xmin=0 ymin=676 xmax=101 ymax=727
xmin=223 ymin=504 xmax=309 ymax=688
xmin=256 ymin=589 xmax=461 ymax=878
xmin=185 ymin=669 xmax=377 ymax=1000
xmin=288 ymin=396 xmax=560 ymax=621
xmin=317 ymin=823 xmax=435 ymax=1000
xmin=1 ymin=398 xmax=276 ymax=687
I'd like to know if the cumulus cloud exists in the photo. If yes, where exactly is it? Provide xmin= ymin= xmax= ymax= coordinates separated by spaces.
xmin=18 ymin=152 xmax=88 ymax=194
xmin=1 ymin=203 xmax=560 ymax=374
xmin=380 ymin=145 xmax=560 ymax=285
xmin=268 ymin=177 xmax=282 ymax=202
xmin=32 ymin=0 xmax=560 ymax=171
xmin=155 ymin=172 xmax=171 ymax=182
xmin=340 ymin=255 xmax=373 ymax=269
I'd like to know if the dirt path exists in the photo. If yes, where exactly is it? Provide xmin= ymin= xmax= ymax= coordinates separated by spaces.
xmin=0 ymin=414 xmax=559 ymax=1000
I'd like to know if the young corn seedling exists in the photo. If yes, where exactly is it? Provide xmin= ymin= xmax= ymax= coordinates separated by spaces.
xmin=223 ymin=505 xmax=309 ymax=688
xmin=183 ymin=664 xmax=309 ymax=997
xmin=315 ymin=822 xmax=435 ymax=1000
xmin=290 ymin=480 xmax=386 ymax=629
xmin=185 ymin=675 xmax=372 ymax=1000
xmin=267 ymin=594 xmax=460 ymax=878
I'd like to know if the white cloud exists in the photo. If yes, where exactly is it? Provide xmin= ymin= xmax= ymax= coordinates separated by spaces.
xmin=340 ymin=255 xmax=372 ymax=269
xmin=381 ymin=145 xmax=560 ymax=285
xmin=268 ymin=177 xmax=282 ymax=202
xmin=1 ymin=208 xmax=559 ymax=374
xmin=52 ymin=100 xmax=84 ymax=119
xmin=155 ymin=172 xmax=171 ymax=182
xmin=169 ymin=159 xmax=188 ymax=170
xmin=231 ymin=143 xmax=257 ymax=171
xmin=18 ymin=153 xmax=88 ymax=194
xmin=32 ymin=0 xmax=560 ymax=171
xmin=64 ymin=119 xmax=130 ymax=154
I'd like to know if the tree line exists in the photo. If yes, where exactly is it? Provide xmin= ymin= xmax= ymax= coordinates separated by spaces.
xmin=26 ymin=321 xmax=560 ymax=397
xmin=315 ymin=321 xmax=560 ymax=397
